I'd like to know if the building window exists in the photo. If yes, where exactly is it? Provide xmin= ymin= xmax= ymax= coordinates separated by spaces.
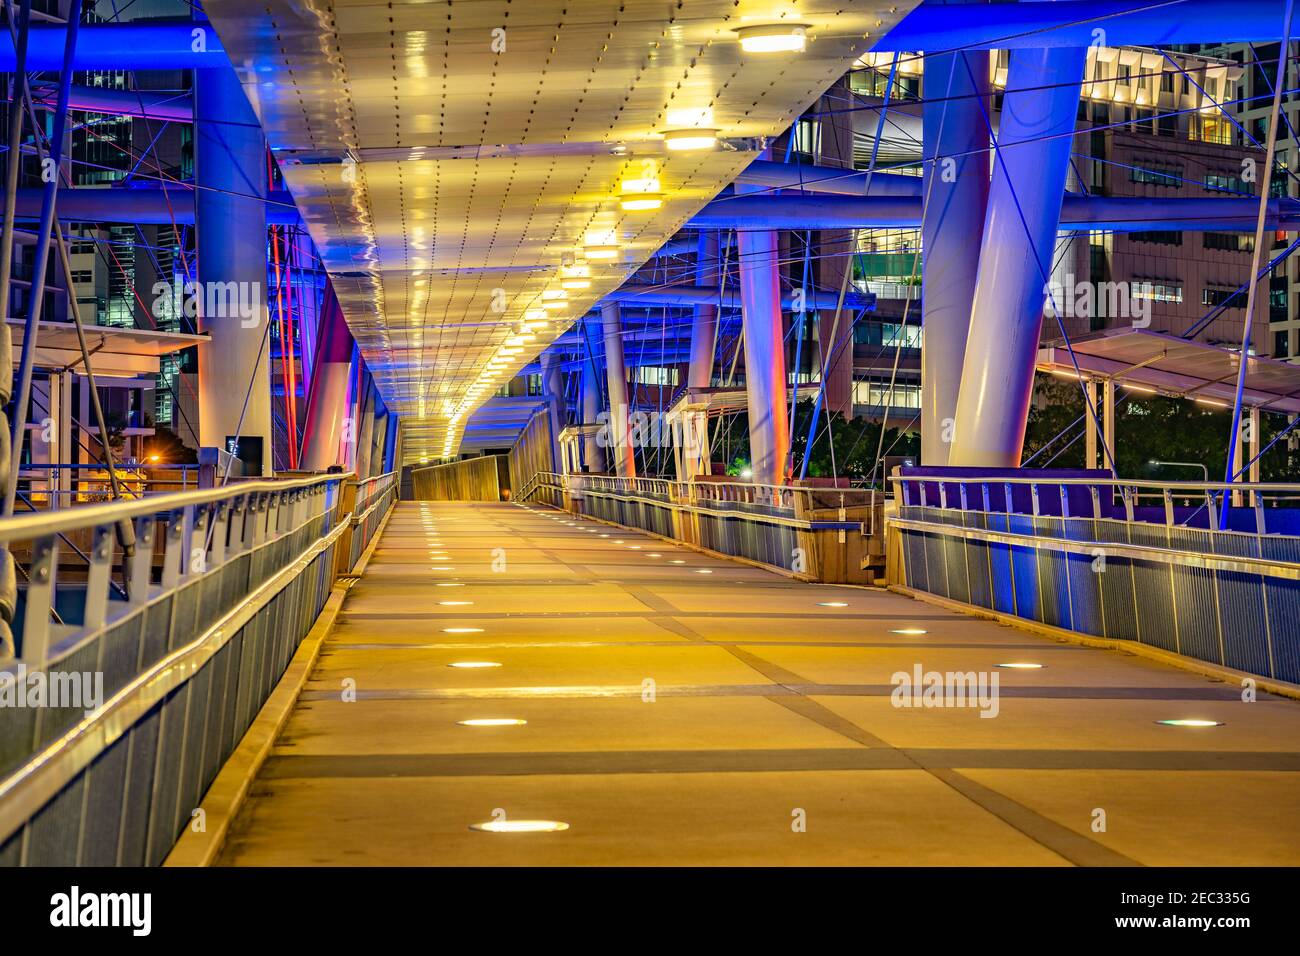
xmin=852 ymin=378 xmax=922 ymax=409
xmin=1203 ymin=232 xmax=1255 ymax=253
xmin=1275 ymin=330 xmax=1291 ymax=357
xmin=1130 ymin=162 xmax=1183 ymax=188
xmin=1195 ymin=114 xmax=1233 ymax=145
xmin=1270 ymin=275 xmax=1288 ymax=321
xmin=1205 ymin=172 xmax=1252 ymax=195
xmin=854 ymin=322 xmax=922 ymax=348
xmin=1128 ymin=230 xmax=1183 ymax=246
xmin=631 ymin=366 xmax=679 ymax=387
xmin=792 ymin=119 xmax=820 ymax=161
xmin=1202 ymin=286 xmax=1244 ymax=308
xmin=1133 ymin=282 xmax=1183 ymax=303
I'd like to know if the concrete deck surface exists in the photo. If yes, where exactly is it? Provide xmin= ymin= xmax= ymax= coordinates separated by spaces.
xmin=216 ymin=502 xmax=1300 ymax=866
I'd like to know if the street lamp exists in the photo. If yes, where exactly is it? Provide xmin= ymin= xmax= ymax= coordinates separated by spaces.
xmin=1149 ymin=459 xmax=1208 ymax=482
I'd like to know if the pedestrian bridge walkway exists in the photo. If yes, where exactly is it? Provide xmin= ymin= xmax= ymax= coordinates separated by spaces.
xmin=206 ymin=502 xmax=1300 ymax=866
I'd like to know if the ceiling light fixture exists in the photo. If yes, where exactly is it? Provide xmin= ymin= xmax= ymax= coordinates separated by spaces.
xmin=736 ymin=24 xmax=809 ymax=53
xmin=663 ymin=128 xmax=719 ymax=151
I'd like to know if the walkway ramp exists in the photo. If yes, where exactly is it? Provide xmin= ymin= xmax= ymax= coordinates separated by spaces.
xmin=214 ymin=503 xmax=1300 ymax=866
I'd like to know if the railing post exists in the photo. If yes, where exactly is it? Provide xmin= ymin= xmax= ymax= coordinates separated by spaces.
xmin=333 ymin=478 xmax=360 ymax=577
xmin=128 ymin=517 xmax=155 ymax=604
xmin=189 ymin=505 xmax=211 ymax=576
xmin=161 ymin=511 xmax=184 ymax=589
xmin=21 ymin=535 xmax=58 ymax=665
xmin=82 ymin=524 xmax=114 ymax=631
xmin=1162 ymin=489 xmax=1175 ymax=526
xmin=209 ymin=502 xmax=229 ymax=568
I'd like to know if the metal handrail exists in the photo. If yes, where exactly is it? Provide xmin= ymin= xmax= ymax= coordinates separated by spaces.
xmin=892 ymin=472 xmax=1300 ymax=494
xmin=0 ymin=471 xmax=344 ymax=544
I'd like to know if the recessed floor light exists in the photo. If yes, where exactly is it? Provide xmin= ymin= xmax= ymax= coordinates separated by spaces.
xmin=436 ymin=582 xmax=464 ymax=588
xmin=998 ymin=662 xmax=1044 ymax=669
xmin=818 ymin=601 xmax=849 ymax=607
xmin=614 ymin=540 xmax=625 ymax=544
xmin=444 ymin=627 xmax=484 ymax=634
xmin=1157 ymin=719 xmax=1224 ymax=727
xmin=670 ymin=560 xmax=686 ymax=564
xmin=439 ymin=601 xmax=473 ymax=606
xmin=694 ymin=569 xmax=713 ymax=574
xmin=628 ymin=545 xmax=641 ymax=550
xmin=430 ymin=567 xmax=457 ymax=572
xmin=470 ymin=820 xmax=569 ymax=833
xmin=647 ymin=553 xmax=662 ymax=558
xmin=600 ymin=534 xmax=610 ymax=538
xmin=458 ymin=718 xmax=527 ymax=727
xmin=448 ymin=661 xmax=501 ymax=669
xmin=891 ymin=628 xmax=928 ymax=635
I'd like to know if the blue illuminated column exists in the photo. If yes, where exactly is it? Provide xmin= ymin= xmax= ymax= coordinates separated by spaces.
xmin=921 ymin=46 xmax=990 ymax=464
xmin=817 ymin=83 xmax=856 ymax=417
xmin=195 ymin=64 xmax=272 ymax=474
xmin=301 ymin=283 xmax=354 ymax=471
xmin=687 ymin=232 xmax=719 ymax=389
xmin=599 ymin=301 xmax=636 ymax=477
xmin=736 ymin=188 xmax=791 ymax=485
xmin=949 ymin=44 xmax=1087 ymax=467
xmin=355 ymin=377 xmax=376 ymax=479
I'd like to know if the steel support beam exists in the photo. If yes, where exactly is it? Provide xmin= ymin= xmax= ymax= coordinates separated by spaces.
xmin=816 ymin=83 xmax=857 ymax=418
xmin=580 ymin=346 xmax=606 ymax=474
xmin=5 ymin=186 xmax=298 ymax=224
xmin=687 ymin=232 xmax=719 ymax=389
xmin=599 ymin=301 xmax=635 ymax=478
xmin=877 ymin=0 xmax=1288 ymax=51
xmin=921 ymin=46 xmax=990 ymax=465
xmin=688 ymin=193 xmax=1300 ymax=233
xmin=195 ymin=63 xmax=273 ymax=475
xmin=539 ymin=348 xmax=565 ymax=471
xmin=735 ymin=159 xmax=922 ymax=197
xmin=300 ymin=283 xmax=354 ymax=471
xmin=949 ymin=45 xmax=1088 ymax=467
xmin=0 ymin=22 xmax=228 ymax=70
xmin=607 ymin=282 xmax=873 ymax=312
xmin=736 ymin=187 xmax=791 ymax=486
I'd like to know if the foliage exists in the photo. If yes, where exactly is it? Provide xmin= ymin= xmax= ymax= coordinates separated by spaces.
xmin=144 ymin=425 xmax=198 ymax=465
xmin=712 ymin=399 xmax=919 ymax=483
xmin=1024 ymin=372 xmax=1300 ymax=481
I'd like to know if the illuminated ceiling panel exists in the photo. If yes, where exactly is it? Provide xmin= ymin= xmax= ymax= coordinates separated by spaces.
xmin=202 ymin=0 xmax=918 ymax=462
